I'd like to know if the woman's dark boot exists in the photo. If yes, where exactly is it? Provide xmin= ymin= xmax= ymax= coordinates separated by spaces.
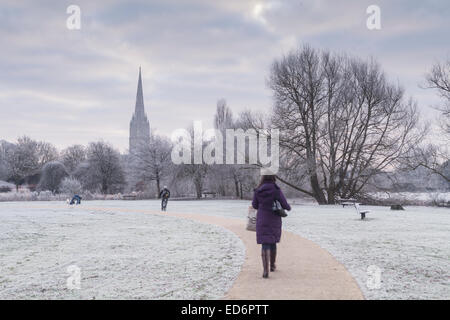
xmin=270 ymin=247 xmax=277 ymax=272
xmin=262 ymin=249 xmax=270 ymax=278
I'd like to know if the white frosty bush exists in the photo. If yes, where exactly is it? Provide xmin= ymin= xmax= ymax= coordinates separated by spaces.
xmin=105 ymin=193 xmax=122 ymax=200
xmin=0 ymin=190 xmax=67 ymax=202
xmin=37 ymin=190 xmax=54 ymax=201
xmin=60 ymin=177 xmax=83 ymax=196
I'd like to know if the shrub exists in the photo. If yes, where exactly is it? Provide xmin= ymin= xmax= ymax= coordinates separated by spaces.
xmin=60 ymin=177 xmax=83 ymax=196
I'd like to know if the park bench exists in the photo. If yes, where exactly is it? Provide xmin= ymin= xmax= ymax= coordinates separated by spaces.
xmin=337 ymin=197 xmax=358 ymax=208
xmin=202 ymin=191 xmax=217 ymax=198
xmin=354 ymin=203 xmax=370 ymax=220
xmin=339 ymin=198 xmax=370 ymax=219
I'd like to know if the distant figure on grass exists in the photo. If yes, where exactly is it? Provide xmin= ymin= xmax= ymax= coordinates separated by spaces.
xmin=159 ymin=186 xmax=170 ymax=211
xmin=252 ymin=171 xmax=291 ymax=278
xmin=68 ymin=194 xmax=82 ymax=205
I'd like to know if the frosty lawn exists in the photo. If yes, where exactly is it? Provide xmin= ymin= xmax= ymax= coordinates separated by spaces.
xmin=147 ymin=200 xmax=449 ymax=299
xmin=0 ymin=202 xmax=244 ymax=299
xmin=0 ymin=200 xmax=449 ymax=300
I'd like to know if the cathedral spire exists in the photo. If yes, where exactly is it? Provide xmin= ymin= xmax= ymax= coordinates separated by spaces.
xmin=129 ymin=67 xmax=150 ymax=154
xmin=135 ymin=66 xmax=144 ymax=115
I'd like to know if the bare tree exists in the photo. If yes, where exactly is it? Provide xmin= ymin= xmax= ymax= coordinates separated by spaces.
xmin=403 ymin=59 xmax=450 ymax=184
xmin=214 ymin=98 xmax=234 ymax=130
xmin=5 ymin=136 xmax=40 ymax=191
xmin=175 ymin=163 xmax=208 ymax=199
xmin=405 ymin=145 xmax=449 ymax=183
xmin=73 ymin=161 xmax=96 ymax=192
xmin=268 ymin=45 xmax=425 ymax=204
xmin=172 ymin=125 xmax=209 ymax=199
xmin=82 ymin=141 xmax=125 ymax=194
xmin=0 ymin=140 xmax=15 ymax=181
xmin=425 ymin=58 xmax=450 ymax=134
xmin=37 ymin=141 xmax=59 ymax=167
xmin=61 ymin=145 xmax=86 ymax=174
xmin=212 ymin=99 xmax=240 ymax=197
xmin=37 ymin=161 xmax=68 ymax=194
xmin=129 ymin=134 xmax=172 ymax=195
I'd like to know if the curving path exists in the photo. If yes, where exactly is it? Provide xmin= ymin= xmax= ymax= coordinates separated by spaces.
xmin=56 ymin=204 xmax=364 ymax=300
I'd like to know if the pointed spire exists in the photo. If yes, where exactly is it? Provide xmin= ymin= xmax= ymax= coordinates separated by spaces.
xmin=135 ymin=67 xmax=144 ymax=115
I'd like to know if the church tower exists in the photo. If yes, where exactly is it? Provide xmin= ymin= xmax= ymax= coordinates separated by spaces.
xmin=129 ymin=67 xmax=150 ymax=154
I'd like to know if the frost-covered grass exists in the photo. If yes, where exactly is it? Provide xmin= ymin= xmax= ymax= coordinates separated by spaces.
xmin=284 ymin=204 xmax=450 ymax=299
xmin=1 ymin=199 xmax=448 ymax=300
xmin=0 ymin=202 xmax=244 ymax=299
xmin=151 ymin=199 xmax=449 ymax=300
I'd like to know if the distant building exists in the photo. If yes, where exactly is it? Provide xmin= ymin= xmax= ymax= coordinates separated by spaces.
xmin=129 ymin=67 xmax=150 ymax=154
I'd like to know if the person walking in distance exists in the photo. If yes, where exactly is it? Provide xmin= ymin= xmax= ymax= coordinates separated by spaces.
xmin=159 ymin=186 xmax=171 ymax=211
xmin=252 ymin=170 xmax=291 ymax=278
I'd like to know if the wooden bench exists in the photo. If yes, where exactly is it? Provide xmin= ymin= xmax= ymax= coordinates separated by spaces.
xmin=202 ymin=192 xmax=217 ymax=198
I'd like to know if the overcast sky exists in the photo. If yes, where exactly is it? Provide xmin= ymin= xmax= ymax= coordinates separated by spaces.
xmin=0 ymin=0 xmax=449 ymax=152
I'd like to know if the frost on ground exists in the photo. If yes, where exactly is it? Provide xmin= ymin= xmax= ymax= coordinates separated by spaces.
xmin=158 ymin=199 xmax=449 ymax=300
xmin=0 ymin=202 xmax=244 ymax=299
xmin=283 ymin=205 xmax=450 ymax=300
xmin=1 ymin=200 xmax=448 ymax=300
xmin=370 ymin=192 xmax=450 ymax=205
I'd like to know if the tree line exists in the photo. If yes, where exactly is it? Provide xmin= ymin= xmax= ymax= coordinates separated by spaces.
xmin=0 ymin=45 xmax=448 ymax=202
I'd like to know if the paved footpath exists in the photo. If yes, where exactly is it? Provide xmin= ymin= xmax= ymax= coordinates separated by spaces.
xmin=36 ymin=204 xmax=365 ymax=300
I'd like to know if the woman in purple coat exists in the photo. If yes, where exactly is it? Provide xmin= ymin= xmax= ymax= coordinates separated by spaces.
xmin=252 ymin=174 xmax=291 ymax=278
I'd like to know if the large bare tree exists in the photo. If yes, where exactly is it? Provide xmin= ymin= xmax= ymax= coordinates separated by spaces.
xmin=267 ymin=45 xmax=424 ymax=204
xmin=60 ymin=145 xmax=86 ymax=174
xmin=425 ymin=58 xmax=450 ymax=135
xmin=406 ymin=58 xmax=450 ymax=183
xmin=212 ymin=99 xmax=247 ymax=198
xmin=0 ymin=140 xmax=15 ymax=181
xmin=129 ymin=133 xmax=172 ymax=195
xmin=37 ymin=161 xmax=68 ymax=194
xmin=5 ymin=136 xmax=40 ymax=191
xmin=82 ymin=141 xmax=125 ymax=194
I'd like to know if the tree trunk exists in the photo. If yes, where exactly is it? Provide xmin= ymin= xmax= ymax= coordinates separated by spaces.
xmin=102 ymin=181 xmax=108 ymax=194
xmin=195 ymin=183 xmax=202 ymax=199
xmin=234 ymin=176 xmax=240 ymax=198
xmin=239 ymin=181 xmax=243 ymax=199
xmin=156 ymin=177 xmax=161 ymax=198
xmin=194 ymin=177 xmax=202 ymax=199
xmin=326 ymin=185 xmax=336 ymax=204
xmin=310 ymin=174 xmax=327 ymax=204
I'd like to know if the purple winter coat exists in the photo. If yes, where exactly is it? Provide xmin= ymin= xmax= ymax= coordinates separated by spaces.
xmin=252 ymin=182 xmax=291 ymax=244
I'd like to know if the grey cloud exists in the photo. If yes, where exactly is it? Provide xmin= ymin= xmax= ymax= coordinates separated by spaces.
xmin=0 ymin=0 xmax=448 ymax=151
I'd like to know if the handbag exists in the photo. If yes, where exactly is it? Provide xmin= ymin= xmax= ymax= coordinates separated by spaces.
xmin=246 ymin=206 xmax=257 ymax=231
xmin=272 ymin=199 xmax=288 ymax=217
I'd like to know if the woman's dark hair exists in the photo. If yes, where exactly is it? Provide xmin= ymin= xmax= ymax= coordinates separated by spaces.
xmin=258 ymin=175 xmax=276 ymax=188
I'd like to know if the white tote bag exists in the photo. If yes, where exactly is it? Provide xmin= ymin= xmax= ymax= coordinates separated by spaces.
xmin=246 ymin=206 xmax=257 ymax=231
